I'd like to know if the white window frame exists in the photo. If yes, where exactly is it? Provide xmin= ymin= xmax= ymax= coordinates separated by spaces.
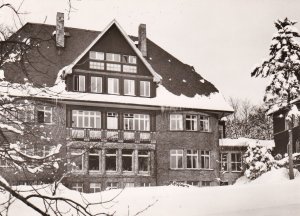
xmin=90 ymin=183 xmax=101 ymax=193
xmin=71 ymin=183 xmax=83 ymax=192
xmin=74 ymin=75 xmax=85 ymax=92
xmin=170 ymin=149 xmax=183 ymax=169
xmin=70 ymin=149 xmax=84 ymax=171
xmin=89 ymin=61 xmax=105 ymax=70
xmin=186 ymin=115 xmax=197 ymax=131
xmin=122 ymin=55 xmax=137 ymax=64
xmin=72 ymin=110 xmax=101 ymax=128
xmin=170 ymin=114 xmax=183 ymax=131
xmin=107 ymin=63 xmax=121 ymax=72
xmin=91 ymin=76 xmax=102 ymax=93
xmin=123 ymin=65 xmax=137 ymax=73
xmin=124 ymin=113 xmax=150 ymax=131
xmin=107 ymin=112 xmax=118 ymax=129
xmin=106 ymin=53 xmax=121 ymax=62
xmin=107 ymin=78 xmax=119 ymax=94
xmin=37 ymin=106 xmax=52 ymax=124
xmin=124 ymin=182 xmax=135 ymax=188
xmin=124 ymin=79 xmax=135 ymax=96
xmin=140 ymin=81 xmax=150 ymax=97
xmin=231 ymin=153 xmax=242 ymax=172
xmin=89 ymin=51 xmax=104 ymax=60
xmin=200 ymin=150 xmax=210 ymax=169
xmin=199 ymin=115 xmax=210 ymax=132
xmin=89 ymin=149 xmax=101 ymax=172
xmin=186 ymin=150 xmax=199 ymax=169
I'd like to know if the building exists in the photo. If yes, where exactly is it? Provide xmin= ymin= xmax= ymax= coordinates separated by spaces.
xmin=0 ymin=13 xmax=234 ymax=192
xmin=271 ymin=98 xmax=300 ymax=155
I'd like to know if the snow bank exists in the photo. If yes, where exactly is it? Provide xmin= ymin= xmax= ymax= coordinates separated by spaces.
xmin=219 ymin=137 xmax=275 ymax=148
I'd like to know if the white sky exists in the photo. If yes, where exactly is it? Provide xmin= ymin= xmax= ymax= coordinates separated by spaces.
xmin=2 ymin=0 xmax=300 ymax=104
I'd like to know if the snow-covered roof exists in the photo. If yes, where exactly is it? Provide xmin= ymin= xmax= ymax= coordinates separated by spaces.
xmin=219 ymin=138 xmax=275 ymax=148
xmin=0 ymin=81 xmax=233 ymax=112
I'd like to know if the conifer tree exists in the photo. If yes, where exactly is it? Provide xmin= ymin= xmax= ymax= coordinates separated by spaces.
xmin=251 ymin=18 xmax=300 ymax=179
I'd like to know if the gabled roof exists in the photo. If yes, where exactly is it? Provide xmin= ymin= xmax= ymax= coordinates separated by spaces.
xmin=3 ymin=21 xmax=233 ymax=113
xmin=61 ymin=19 xmax=161 ymax=82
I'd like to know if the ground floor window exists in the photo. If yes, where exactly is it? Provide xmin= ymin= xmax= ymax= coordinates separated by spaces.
xmin=141 ymin=183 xmax=151 ymax=187
xmin=90 ymin=183 xmax=101 ymax=193
xmin=231 ymin=153 xmax=242 ymax=172
xmin=201 ymin=181 xmax=211 ymax=187
xmin=187 ymin=181 xmax=199 ymax=186
xmin=124 ymin=182 xmax=135 ymax=188
xmin=200 ymin=151 xmax=210 ymax=169
xmin=106 ymin=182 xmax=118 ymax=190
xmin=71 ymin=183 xmax=83 ymax=192
xmin=170 ymin=149 xmax=183 ymax=169
xmin=220 ymin=153 xmax=228 ymax=171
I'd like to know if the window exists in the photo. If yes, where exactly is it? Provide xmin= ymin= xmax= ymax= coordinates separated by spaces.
xmin=221 ymin=153 xmax=228 ymax=171
xmin=170 ymin=114 xmax=183 ymax=131
xmin=122 ymin=149 xmax=133 ymax=172
xmin=170 ymin=150 xmax=183 ymax=169
xmin=123 ymin=65 xmax=137 ymax=73
xmin=105 ymin=149 xmax=117 ymax=172
xmin=91 ymin=77 xmax=102 ymax=93
xmin=124 ymin=182 xmax=135 ymax=188
xmin=124 ymin=79 xmax=135 ymax=95
xmin=36 ymin=146 xmax=52 ymax=157
xmin=138 ymin=150 xmax=150 ymax=173
xmin=107 ymin=112 xmax=118 ymax=129
xmin=70 ymin=149 xmax=84 ymax=171
xmin=89 ymin=51 xmax=104 ymax=60
xmin=219 ymin=124 xmax=224 ymax=139
xmin=90 ymin=183 xmax=101 ymax=193
xmin=199 ymin=115 xmax=210 ymax=132
xmin=201 ymin=181 xmax=211 ymax=187
xmin=71 ymin=183 xmax=83 ymax=192
xmin=106 ymin=53 xmax=121 ymax=62
xmin=122 ymin=55 xmax=137 ymax=64
xmin=200 ymin=151 xmax=210 ymax=169
xmin=107 ymin=63 xmax=121 ymax=72
xmin=186 ymin=150 xmax=198 ymax=169
xmin=107 ymin=78 xmax=119 ymax=94
xmin=37 ymin=106 xmax=52 ymax=124
xmin=140 ymin=81 xmax=150 ymax=97
xmin=89 ymin=61 xmax=104 ymax=70
xmin=74 ymin=75 xmax=85 ymax=92
xmin=89 ymin=149 xmax=100 ymax=171
xmin=231 ymin=153 xmax=242 ymax=172
xmin=72 ymin=110 xmax=101 ymax=128
xmin=106 ymin=182 xmax=118 ymax=189
xmin=186 ymin=115 xmax=197 ymax=131
xmin=141 ymin=183 xmax=151 ymax=187
xmin=124 ymin=114 xmax=150 ymax=131
xmin=187 ymin=181 xmax=199 ymax=186
xmin=220 ymin=181 xmax=229 ymax=186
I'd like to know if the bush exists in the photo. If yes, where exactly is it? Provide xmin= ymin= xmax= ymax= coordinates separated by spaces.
xmin=243 ymin=144 xmax=277 ymax=180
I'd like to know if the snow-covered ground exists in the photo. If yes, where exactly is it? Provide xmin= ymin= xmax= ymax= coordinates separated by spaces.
xmin=1 ymin=168 xmax=300 ymax=216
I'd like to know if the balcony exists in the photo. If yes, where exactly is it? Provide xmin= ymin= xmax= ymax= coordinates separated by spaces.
xmin=66 ymin=128 xmax=156 ymax=144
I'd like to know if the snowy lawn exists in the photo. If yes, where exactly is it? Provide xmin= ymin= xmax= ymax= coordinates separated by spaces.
xmin=1 ymin=168 xmax=300 ymax=216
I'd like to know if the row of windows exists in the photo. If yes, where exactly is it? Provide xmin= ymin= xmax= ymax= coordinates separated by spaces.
xmin=221 ymin=152 xmax=242 ymax=172
xmin=72 ymin=111 xmax=151 ymax=131
xmin=170 ymin=114 xmax=210 ymax=132
xmin=70 ymin=148 xmax=151 ymax=174
xmin=170 ymin=149 xmax=211 ymax=169
xmin=71 ymin=181 xmax=151 ymax=193
xmin=89 ymin=51 xmax=137 ymax=73
xmin=74 ymin=75 xmax=151 ymax=97
xmin=170 ymin=181 xmax=211 ymax=187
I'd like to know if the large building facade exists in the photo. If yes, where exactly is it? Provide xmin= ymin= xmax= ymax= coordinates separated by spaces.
xmin=0 ymin=13 xmax=234 ymax=192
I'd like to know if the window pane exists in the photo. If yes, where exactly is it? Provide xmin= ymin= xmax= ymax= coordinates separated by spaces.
xmin=140 ymin=81 xmax=150 ymax=97
xmin=91 ymin=77 xmax=102 ymax=93
xmin=105 ymin=149 xmax=117 ymax=171
xmin=123 ymin=65 xmax=137 ymax=73
xmin=89 ymin=61 xmax=104 ymax=70
xmin=124 ymin=80 xmax=135 ymax=95
xmin=106 ymin=53 xmax=121 ymax=62
xmin=107 ymin=112 xmax=118 ymax=129
xmin=122 ymin=149 xmax=133 ymax=172
xmin=107 ymin=63 xmax=121 ymax=72
xmin=108 ymin=78 xmax=119 ymax=94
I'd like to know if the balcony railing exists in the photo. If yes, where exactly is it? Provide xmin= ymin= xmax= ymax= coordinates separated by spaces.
xmin=66 ymin=128 xmax=156 ymax=144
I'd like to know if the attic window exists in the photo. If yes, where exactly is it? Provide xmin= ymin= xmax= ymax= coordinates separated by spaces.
xmin=89 ymin=51 xmax=104 ymax=60
xmin=122 ymin=55 xmax=137 ymax=64
xmin=106 ymin=53 xmax=121 ymax=62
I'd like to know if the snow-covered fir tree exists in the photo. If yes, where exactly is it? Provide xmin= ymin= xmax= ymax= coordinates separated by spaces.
xmin=251 ymin=18 xmax=300 ymax=117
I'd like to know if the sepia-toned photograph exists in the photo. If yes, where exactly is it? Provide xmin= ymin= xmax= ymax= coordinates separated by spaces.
xmin=0 ymin=0 xmax=299 ymax=215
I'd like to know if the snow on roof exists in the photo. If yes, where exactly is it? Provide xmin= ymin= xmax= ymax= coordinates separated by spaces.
xmin=0 ymin=81 xmax=233 ymax=112
xmin=219 ymin=138 xmax=275 ymax=148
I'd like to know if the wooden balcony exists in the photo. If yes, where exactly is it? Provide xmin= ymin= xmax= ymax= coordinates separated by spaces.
xmin=66 ymin=128 xmax=156 ymax=144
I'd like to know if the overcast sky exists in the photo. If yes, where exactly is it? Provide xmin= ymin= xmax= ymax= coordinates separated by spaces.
xmin=2 ymin=0 xmax=300 ymax=104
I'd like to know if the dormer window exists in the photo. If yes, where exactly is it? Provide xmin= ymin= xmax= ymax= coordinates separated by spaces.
xmin=74 ymin=75 xmax=85 ymax=92
xmin=122 ymin=55 xmax=137 ymax=64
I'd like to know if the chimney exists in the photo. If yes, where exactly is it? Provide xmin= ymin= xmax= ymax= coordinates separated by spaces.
xmin=56 ymin=12 xmax=64 ymax=47
xmin=138 ymin=24 xmax=147 ymax=57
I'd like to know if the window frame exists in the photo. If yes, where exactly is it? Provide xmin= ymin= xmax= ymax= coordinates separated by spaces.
xmin=89 ymin=61 xmax=105 ymax=70
xmin=107 ymin=112 xmax=118 ymax=129
xmin=199 ymin=115 xmax=210 ymax=132
xmin=138 ymin=150 xmax=150 ymax=173
xmin=186 ymin=150 xmax=199 ymax=169
xmin=90 ymin=183 xmax=101 ymax=193
xmin=37 ymin=106 xmax=53 ymax=124
xmin=70 ymin=149 xmax=84 ymax=171
xmin=89 ymin=51 xmax=104 ymax=60
xmin=72 ymin=110 xmax=101 ymax=129
xmin=170 ymin=149 xmax=184 ymax=169
xmin=124 ymin=79 xmax=135 ymax=96
xmin=71 ymin=183 xmax=83 ymax=192
xmin=170 ymin=114 xmax=183 ymax=131
xmin=90 ymin=76 xmax=102 ymax=93
xmin=124 ymin=113 xmax=150 ymax=131
xmin=122 ymin=149 xmax=134 ymax=172
xmin=200 ymin=150 xmax=211 ymax=169
xmin=107 ymin=78 xmax=119 ymax=95
xmin=88 ymin=149 xmax=101 ymax=172
xmin=185 ymin=115 xmax=197 ymax=131
xmin=221 ymin=153 xmax=228 ymax=172
xmin=140 ymin=81 xmax=150 ymax=97
xmin=231 ymin=152 xmax=242 ymax=172
xmin=73 ymin=75 xmax=86 ymax=92
xmin=105 ymin=149 xmax=117 ymax=172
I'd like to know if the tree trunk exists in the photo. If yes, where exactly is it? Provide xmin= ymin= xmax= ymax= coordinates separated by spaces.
xmin=288 ymin=121 xmax=294 ymax=180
